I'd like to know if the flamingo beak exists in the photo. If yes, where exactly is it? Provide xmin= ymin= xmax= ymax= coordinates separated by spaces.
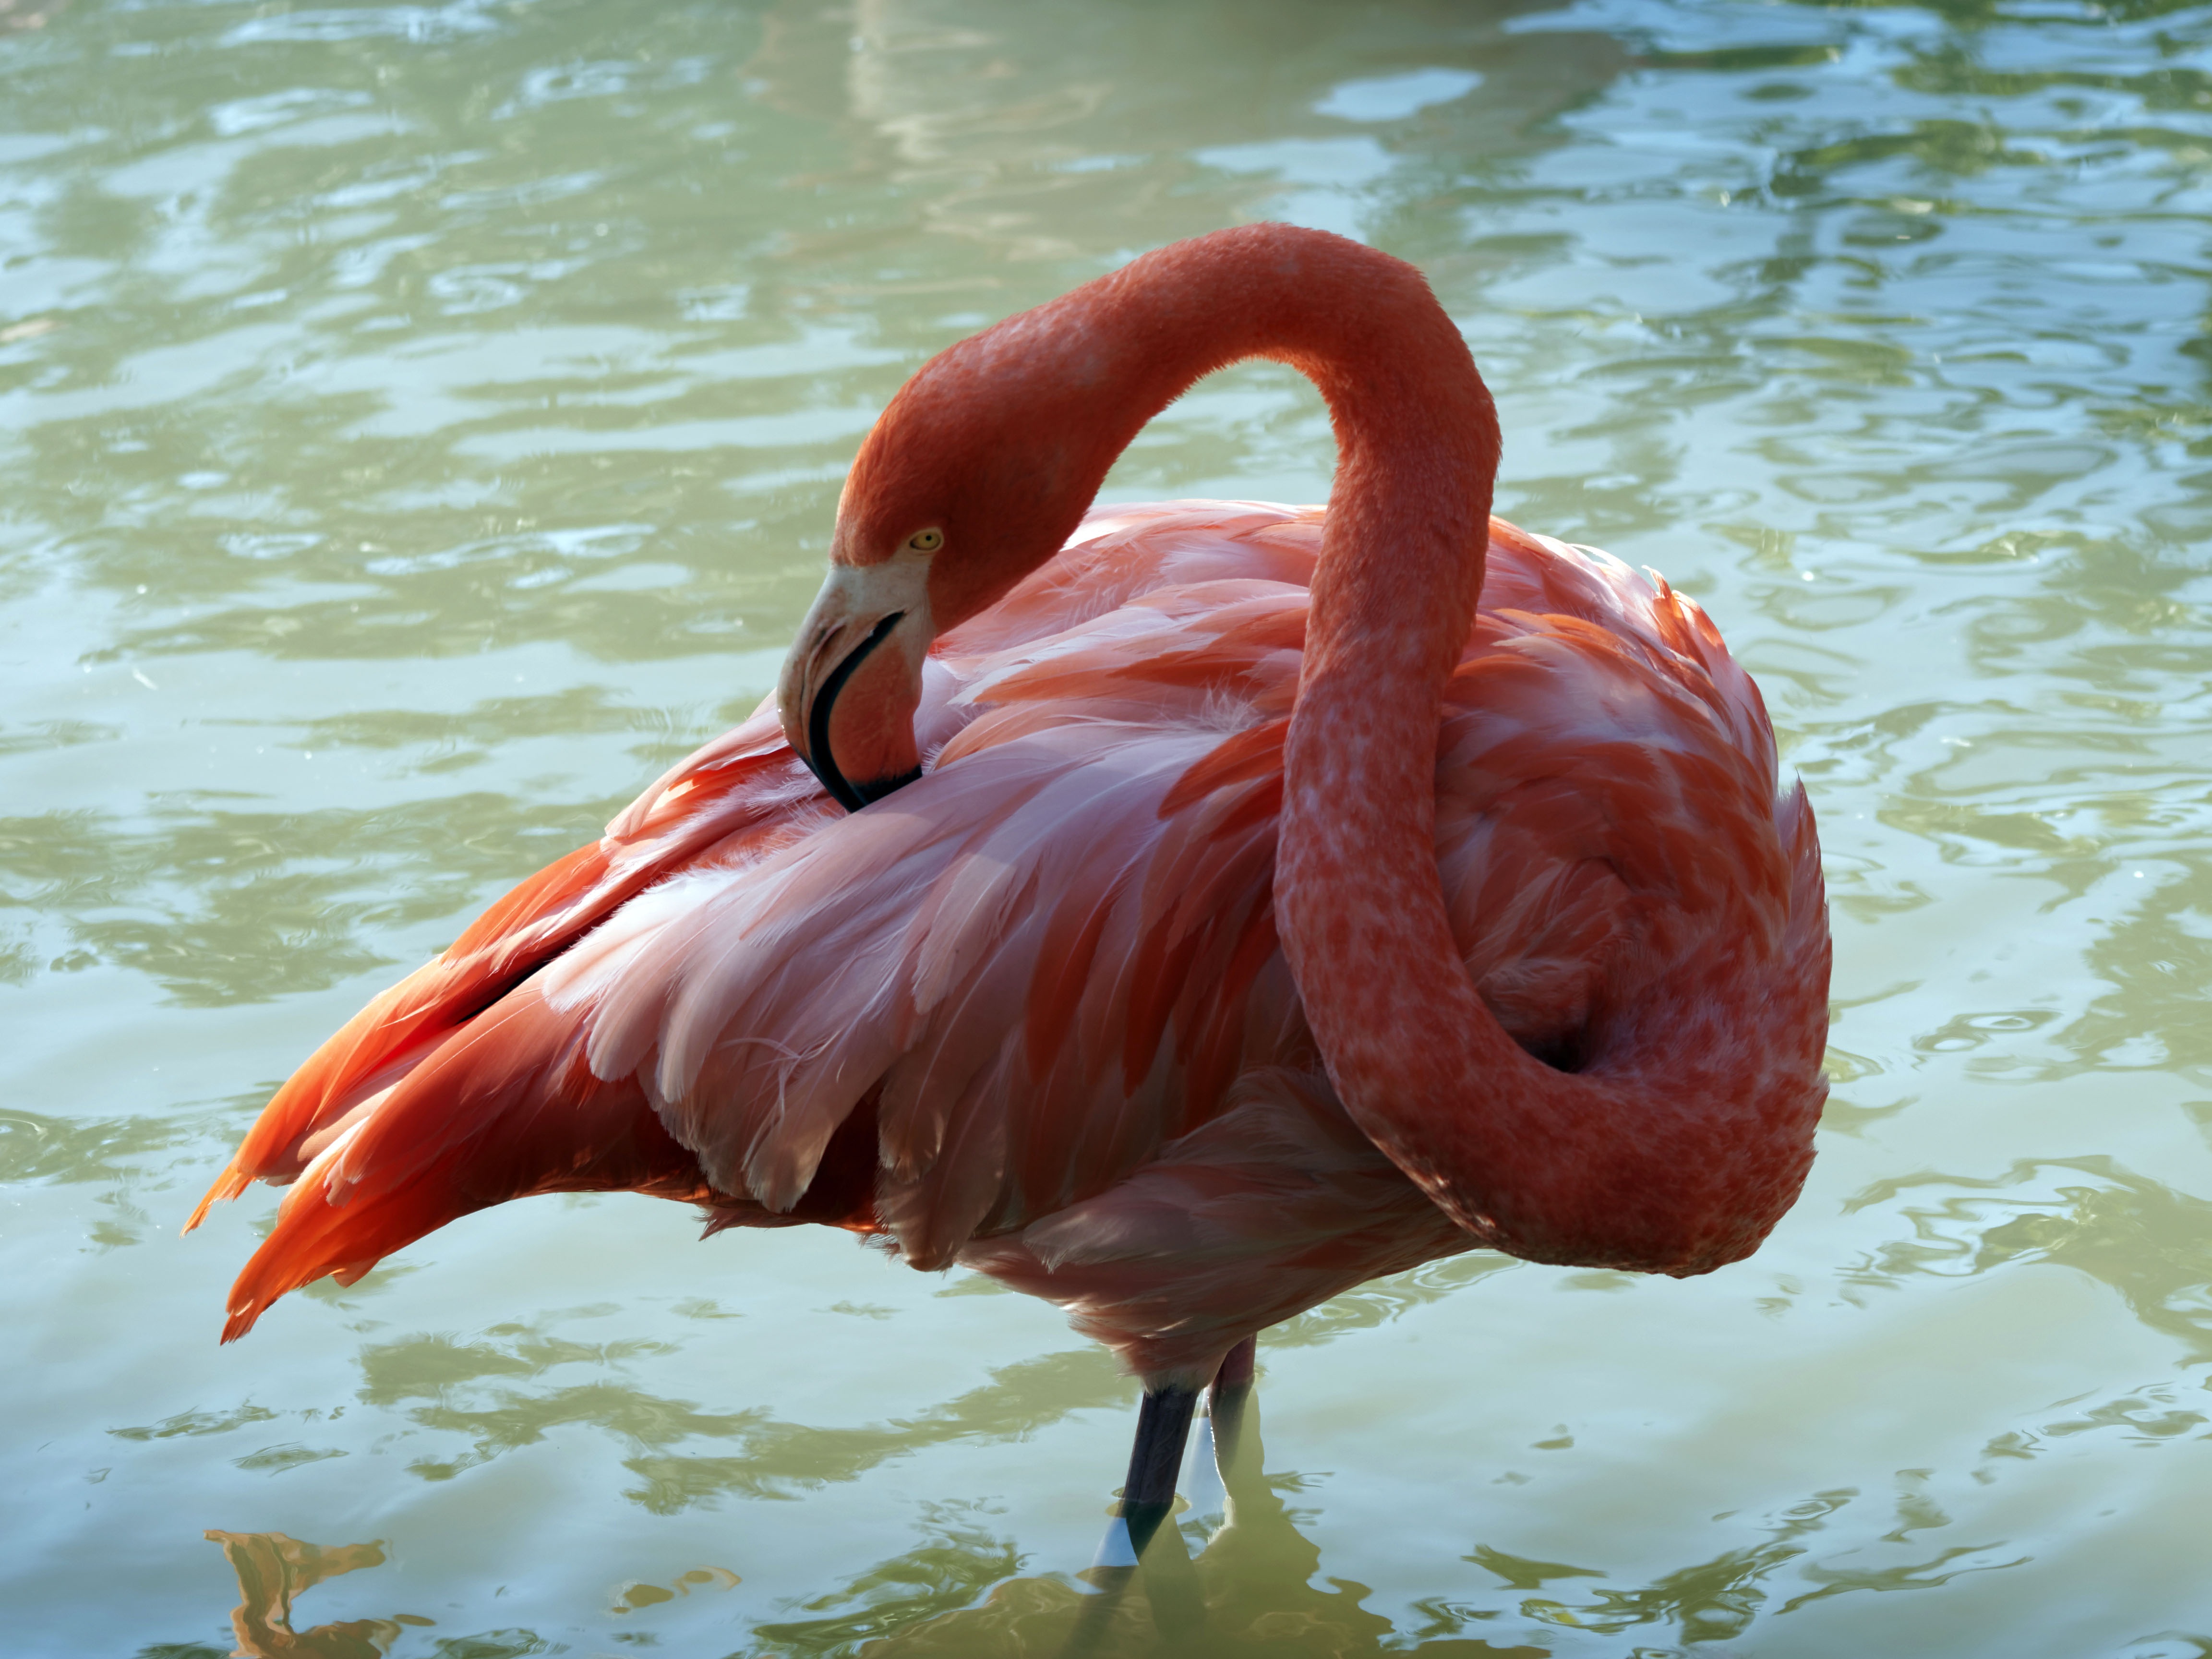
xmin=778 ymin=560 xmax=932 ymax=812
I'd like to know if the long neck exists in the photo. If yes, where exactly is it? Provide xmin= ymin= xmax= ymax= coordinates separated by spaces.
xmin=992 ymin=228 xmax=1796 ymax=1274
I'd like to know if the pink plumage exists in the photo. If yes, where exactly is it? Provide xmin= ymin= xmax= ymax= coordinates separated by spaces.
xmin=195 ymin=222 xmax=1830 ymax=1515
xmin=192 ymin=499 xmax=1826 ymax=1386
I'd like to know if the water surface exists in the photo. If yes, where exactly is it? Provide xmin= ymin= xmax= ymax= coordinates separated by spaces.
xmin=3 ymin=0 xmax=2211 ymax=1654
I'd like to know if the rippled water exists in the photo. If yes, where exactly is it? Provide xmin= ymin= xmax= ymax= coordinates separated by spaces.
xmin=4 ymin=0 xmax=2211 ymax=1653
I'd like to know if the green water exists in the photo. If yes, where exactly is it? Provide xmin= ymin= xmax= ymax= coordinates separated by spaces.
xmin=4 ymin=0 xmax=2211 ymax=1653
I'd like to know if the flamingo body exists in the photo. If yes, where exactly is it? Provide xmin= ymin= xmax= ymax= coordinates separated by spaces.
xmin=195 ymin=499 xmax=1826 ymax=1386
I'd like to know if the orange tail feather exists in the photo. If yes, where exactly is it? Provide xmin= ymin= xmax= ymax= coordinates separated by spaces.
xmin=219 ymin=985 xmax=717 ymax=1341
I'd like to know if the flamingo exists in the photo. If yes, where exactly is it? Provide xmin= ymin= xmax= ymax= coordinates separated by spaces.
xmin=188 ymin=224 xmax=1829 ymax=1575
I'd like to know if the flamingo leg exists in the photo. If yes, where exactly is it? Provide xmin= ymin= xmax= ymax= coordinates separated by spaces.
xmin=1069 ymin=1348 xmax=1261 ymax=1654
xmin=1206 ymin=1335 xmax=1258 ymax=1486
xmin=1099 ymin=1337 xmax=1257 ymax=1565
xmin=1064 ymin=1395 xmax=1200 ymax=1653
xmin=1113 ymin=1386 xmax=1198 ymax=1562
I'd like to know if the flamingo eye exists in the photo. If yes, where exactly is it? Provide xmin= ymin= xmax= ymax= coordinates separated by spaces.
xmin=904 ymin=528 xmax=944 ymax=554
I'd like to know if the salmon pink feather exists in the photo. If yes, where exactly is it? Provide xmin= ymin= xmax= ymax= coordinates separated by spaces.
xmin=192 ymin=227 xmax=1827 ymax=1399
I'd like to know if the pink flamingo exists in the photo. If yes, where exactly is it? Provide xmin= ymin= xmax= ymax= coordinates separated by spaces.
xmin=189 ymin=225 xmax=1828 ymax=1568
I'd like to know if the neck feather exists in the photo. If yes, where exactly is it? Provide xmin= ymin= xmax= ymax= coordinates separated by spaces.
xmin=987 ymin=227 xmax=1804 ymax=1275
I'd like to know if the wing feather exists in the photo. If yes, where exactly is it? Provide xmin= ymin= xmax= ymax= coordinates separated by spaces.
xmin=204 ymin=501 xmax=1825 ymax=1354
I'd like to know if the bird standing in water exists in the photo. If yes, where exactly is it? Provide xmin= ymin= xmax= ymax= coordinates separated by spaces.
xmin=190 ymin=224 xmax=1829 ymax=1568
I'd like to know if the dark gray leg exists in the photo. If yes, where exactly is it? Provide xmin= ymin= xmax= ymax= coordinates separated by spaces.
xmin=1120 ymin=1385 xmax=1200 ymax=1558
xmin=1064 ymin=1343 xmax=1264 ymax=1653
xmin=1098 ymin=1336 xmax=1257 ymax=1566
xmin=1064 ymin=1380 xmax=1206 ymax=1655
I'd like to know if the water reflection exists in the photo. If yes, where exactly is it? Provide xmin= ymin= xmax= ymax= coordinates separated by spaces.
xmin=736 ymin=1393 xmax=2038 ymax=1656
xmin=336 ymin=1259 xmax=1517 ymax=1507
xmin=1847 ymin=1154 xmax=2212 ymax=1361
xmin=0 ymin=793 xmax=616 ymax=1005
xmin=201 ymin=1530 xmax=410 ymax=1659
xmin=0 ymin=1102 xmax=231 ymax=1186
xmin=760 ymin=1395 xmax=1551 ymax=1659
xmin=196 ymin=1527 xmax=736 ymax=1658
xmin=353 ymin=1323 xmax=1129 ymax=1502
xmin=0 ymin=0 xmax=65 ymax=33
xmin=753 ymin=0 xmax=1632 ymax=260
xmin=174 ymin=1451 xmax=2054 ymax=1659
xmin=2 ymin=1099 xmax=249 ymax=1248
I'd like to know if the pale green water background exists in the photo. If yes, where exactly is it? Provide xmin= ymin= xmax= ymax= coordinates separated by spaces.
xmin=3 ymin=0 xmax=2211 ymax=1653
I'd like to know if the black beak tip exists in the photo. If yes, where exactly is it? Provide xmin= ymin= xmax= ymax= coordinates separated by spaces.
xmin=855 ymin=767 xmax=922 ymax=805
xmin=804 ymin=754 xmax=920 ymax=814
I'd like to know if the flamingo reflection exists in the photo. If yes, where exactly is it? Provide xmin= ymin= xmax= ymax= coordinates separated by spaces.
xmin=201 ymin=1530 xmax=408 ymax=1659
xmin=200 ymin=1530 xmax=736 ymax=1658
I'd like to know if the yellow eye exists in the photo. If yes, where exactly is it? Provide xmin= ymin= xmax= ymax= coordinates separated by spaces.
xmin=905 ymin=528 xmax=944 ymax=554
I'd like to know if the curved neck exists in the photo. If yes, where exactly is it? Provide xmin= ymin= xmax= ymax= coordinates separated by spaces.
xmin=980 ymin=231 xmax=1507 ymax=978
xmin=1029 ymin=233 xmax=1563 ymax=1232
xmin=1024 ymin=228 xmax=1503 ymax=664
xmin=948 ymin=228 xmax=1798 ymax=1275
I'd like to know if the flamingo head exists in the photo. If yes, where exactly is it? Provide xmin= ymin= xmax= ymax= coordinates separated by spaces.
xmin=778 ymin=307 xmax=1129 ymax=811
